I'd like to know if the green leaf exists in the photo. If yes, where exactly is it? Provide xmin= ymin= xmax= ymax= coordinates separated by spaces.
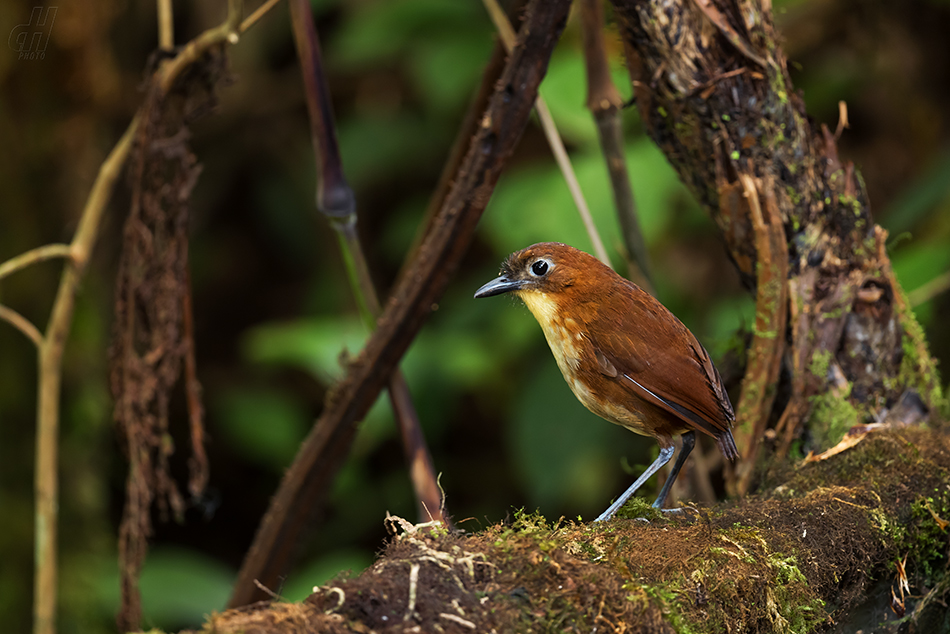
xmin=242 ymin=316 xmax=366 ymax=382
xmin=482 ymin=138 xmax=689 ymax=256
xmin=213 ymin=388 xmax=309 ymax=470
xmin=330 ymin=0 xmax=486 ymax=68
xmin=884 ymin=148 xmax=950 ymax=235
xmin=408 ymin=34 xmax=493 ymax=114
xmin=95 ymin=548 xmax=233 ymax=630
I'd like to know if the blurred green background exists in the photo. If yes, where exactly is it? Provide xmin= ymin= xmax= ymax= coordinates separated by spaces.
xmin=1 ymin=0 xmax=949 ymax=631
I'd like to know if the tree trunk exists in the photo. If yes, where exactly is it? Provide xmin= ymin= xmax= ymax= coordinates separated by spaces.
xmin=607 ymin=0 xmax=943 ymax=488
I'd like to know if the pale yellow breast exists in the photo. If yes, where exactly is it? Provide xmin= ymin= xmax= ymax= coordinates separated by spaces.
xmin=518 ymin=289 xmax=652 ymax=438
xmin=519 ymin=291 xmax=582 ymax=374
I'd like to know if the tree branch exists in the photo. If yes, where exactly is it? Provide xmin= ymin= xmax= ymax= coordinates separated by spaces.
xmin=0 ymin=304 xmax=43 ymax=348
xmin=0 ymin=244 xmax=73 ymax=282
xmin=228 ymin=0 xmax=572 ymax=607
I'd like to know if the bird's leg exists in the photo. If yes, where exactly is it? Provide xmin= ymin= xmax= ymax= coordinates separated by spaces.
xmin=652 ymin=431 xmax=695 ymax=509
xmin=594 ymin=444 xmax=674 ymax=521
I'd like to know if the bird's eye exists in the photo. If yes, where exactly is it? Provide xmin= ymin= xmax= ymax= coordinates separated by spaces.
xmin=530 ymin=259 xmax=549 ymax=277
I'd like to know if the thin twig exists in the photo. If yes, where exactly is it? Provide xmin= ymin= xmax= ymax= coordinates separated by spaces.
xmin=157 ymin=0 xmax=243 ymax=93
xmin=157 ymin=0 xmax=174 ymax=49
xmin=908 ymin=269 xmax=950 ymax=307
xmin=482 ymin=0 xmax=611 ymax=267
xmin=182 ymin=271 xmax=209 ymax=498
xmin=0 ymin=244 xmax=73 ymax=282
xmin=0 ymin=304 xmax=43 ymax=347
xmin=241 ymin=0 xmax=284 ymax=33
xmin=579 ymin=0 xmax=652 ymax=288
xmin=33 ymin=114 xmax=139 ymax=634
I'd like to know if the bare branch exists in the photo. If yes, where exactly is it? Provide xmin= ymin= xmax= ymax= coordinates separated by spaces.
xmin=157 ymin=0 xmax=174 ymax=49
xmin=0 ymin=244 xmax=73 ymax=282
xmin=0 ymin=304 xmax=43 ymax=348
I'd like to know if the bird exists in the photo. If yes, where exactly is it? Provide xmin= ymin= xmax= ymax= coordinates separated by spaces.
xmin=474 ymin=242 xmax=738 ymax=521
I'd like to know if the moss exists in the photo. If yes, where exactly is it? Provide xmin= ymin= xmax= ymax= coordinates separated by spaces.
xmin=907 ymin=492 xmax=950 ymax=584
xmin=808 ymin=349 xmax=832 ymax=380
xmin=894 ymin=287 xmax=946 ymax=412
xmin=639 ymin=581 xmax=699 ymax=634
xmin=767 ymin=553 xmax=827 ymax=634
xmin=785 ymin=185 xmax=801 ymax=206
xmin=808 ymin=385 xmax=858 ymax=449
xmin=615 ymin=497 xmax=663 ymax=521
xmin=837 ymin=193 xmax=863 ymax=216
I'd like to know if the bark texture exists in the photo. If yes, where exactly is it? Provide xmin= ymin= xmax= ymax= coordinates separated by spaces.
xmin=607 ymin=0 xmax=942 ymax=480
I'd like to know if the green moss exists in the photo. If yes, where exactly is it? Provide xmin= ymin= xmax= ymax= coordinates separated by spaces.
xmin=785 ymin=185 xmax=801 ymax=206
xmin=837 ymin=193 xmax=863 ymax=216
xmin=908 ymin=493 xmax=950 ymax=584
xmin=639 ymin=581 xmax=699 ymax=634
xmin=808 ymin=385 xmax=858 ymax=449
xmin=809 ymin=349 xmax=832 ymax=379
xmin=767 ymin=553 xmax=826 ymax=634
xmin=615 ymin=497 xmax=663 ymax=521
xmin=894 ymin=286 xmax=946 ymax=412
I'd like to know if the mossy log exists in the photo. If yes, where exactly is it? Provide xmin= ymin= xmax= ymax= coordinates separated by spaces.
xmin=182 ymin=429 xmax=949 ymax=633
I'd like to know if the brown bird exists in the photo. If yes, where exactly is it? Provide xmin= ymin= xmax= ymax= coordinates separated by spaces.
xmin=475 ymin=242 xmax=738 ymax=520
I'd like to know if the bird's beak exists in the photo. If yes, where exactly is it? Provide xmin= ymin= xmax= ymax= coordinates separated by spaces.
xmin=474 ymin=275 xmax=526 ymax=298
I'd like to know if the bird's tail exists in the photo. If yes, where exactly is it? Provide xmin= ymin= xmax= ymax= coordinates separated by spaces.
xmin=716 ymin=430 xmax=740 ymax=461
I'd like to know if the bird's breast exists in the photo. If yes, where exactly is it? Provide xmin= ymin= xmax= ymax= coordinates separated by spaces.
xmin=519 ymin=289 xmax=655 ymax=438
xmin=519 ymin=291 xmax=584 ymax=373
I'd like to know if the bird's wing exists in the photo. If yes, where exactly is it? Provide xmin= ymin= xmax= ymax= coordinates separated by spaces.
xmin=583 ymin=281 xmax=735 ymax=438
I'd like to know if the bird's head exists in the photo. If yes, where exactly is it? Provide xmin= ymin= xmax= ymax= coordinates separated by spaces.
xmin=474 ymin=242 xmax=606 ymax=303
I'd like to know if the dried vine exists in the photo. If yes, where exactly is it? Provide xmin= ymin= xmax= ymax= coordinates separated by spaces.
xmin=109 ymin=47 xmax=227 ymax=631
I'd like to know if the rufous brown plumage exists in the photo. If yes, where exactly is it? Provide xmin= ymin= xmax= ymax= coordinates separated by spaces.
xmin=475 ymin=242 xmax=737 ymax=520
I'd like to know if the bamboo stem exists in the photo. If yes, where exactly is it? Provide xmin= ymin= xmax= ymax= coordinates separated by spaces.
xmin=229 ymin=0 xmax=571 ymax=605
xmin=288 ymin=0 xmax=447 ymax=526
xmin=26 ymin=0 xmax=281 ymax=629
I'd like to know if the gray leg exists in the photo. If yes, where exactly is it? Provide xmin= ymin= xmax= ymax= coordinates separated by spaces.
xmin=595 ymin=444 xmax=674 ymax=522
xmin=652 ymin=431 xmax=695 ymax=509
